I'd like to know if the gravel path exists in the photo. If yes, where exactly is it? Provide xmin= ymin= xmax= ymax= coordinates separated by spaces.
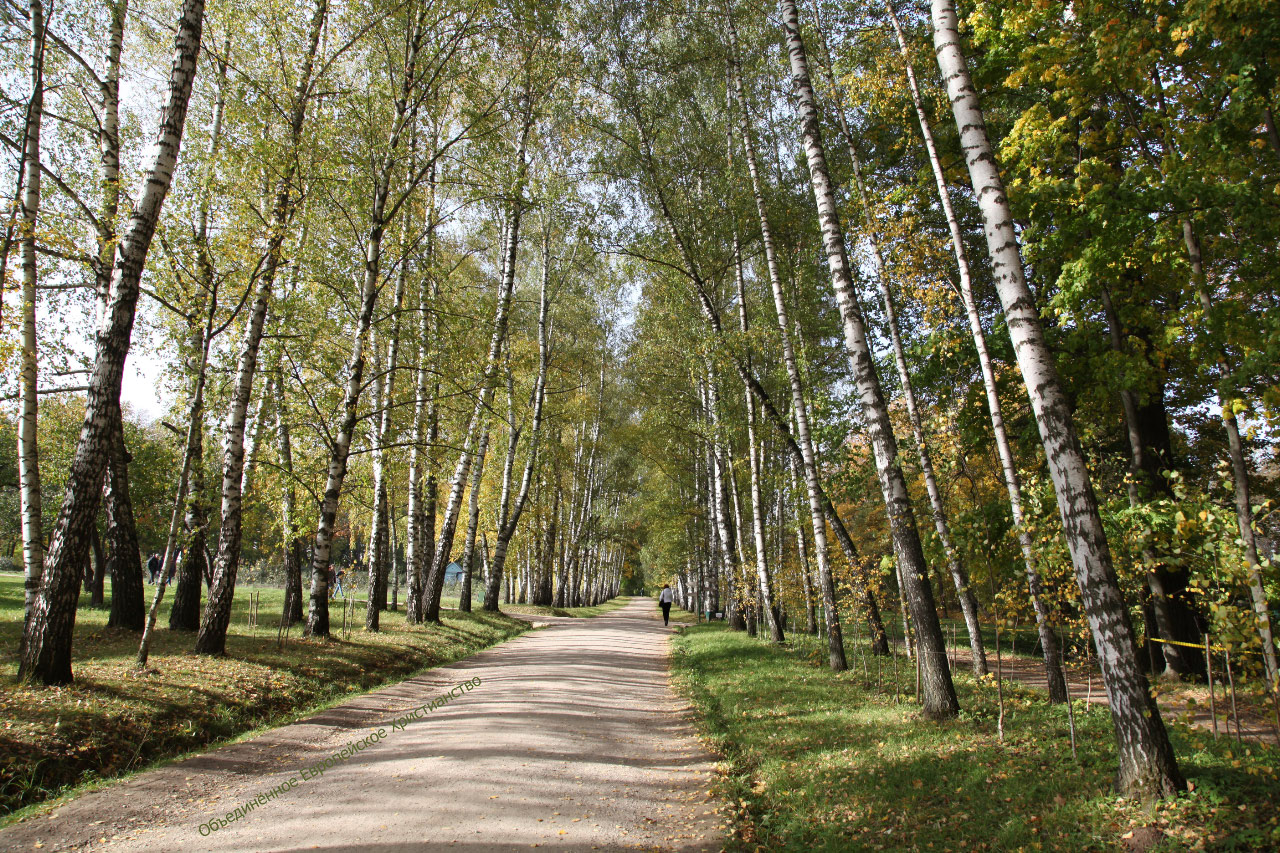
xmin=1 ymin=598 xmax=721 ymax=852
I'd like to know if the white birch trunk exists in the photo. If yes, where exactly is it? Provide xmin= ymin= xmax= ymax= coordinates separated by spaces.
xmin=20 ymin=0 xmax=207 ymax=684
xmin=424 ymin=109 xmax=531 ymax=621
xmin=457 ymin=426 xmax=490 ymax=612
xmin=780 ymin=0 xmax=956 ymax=716
xmin=728 ymin=16 xmax=874 ymax=665
xmin=932 ymin=0 xmax=1181 ymax=793
xmin=787 ymin=456 xmax=817 ymax=634
xmin=195 ymin=0 xmax=326 ymax=654
xmin=168 ymin=41 xmax=227 ymax=632
xmin=729 ymin=208 xmax=782 ymax=638
xmin=275 ymin=364 xmax=303 ymax=625
xmin=304 ymin=189 xmax=389 ymax=638
xmin=366 ymin=218 xmax=410 ymax=627
xmin=137 ymin=302 xmax=215 ymax=665
xmin=810 ymin=4 xmax=992 ymax=678
xmin=404 ymin=166 xmax=438 ymax=623
xmin=483 ymin=224 xmax=552 ymax=611
xmin=882 ymin=0 xmax=1082 ymax=691
xmin=17 ymin=0 xmax=47 ymax=648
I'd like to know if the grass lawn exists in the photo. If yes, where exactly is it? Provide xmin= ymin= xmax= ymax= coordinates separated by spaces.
xmin=671 ymin=623 xmax=1280 ymax=852
xmin=666 ymin=604 xmax=699 ymax=625
xmin=0 ymin=572 xmax=529 ymax=818
xmin=499 ymin=595 xmax=632 ymax=619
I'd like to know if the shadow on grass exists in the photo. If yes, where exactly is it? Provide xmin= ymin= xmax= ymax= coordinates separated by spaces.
xmin=672 ymin=623 xmax=1280 ymax=853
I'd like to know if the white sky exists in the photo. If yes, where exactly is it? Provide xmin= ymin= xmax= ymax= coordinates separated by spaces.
xmin=121 ymin=346 xmax=168 ymax=423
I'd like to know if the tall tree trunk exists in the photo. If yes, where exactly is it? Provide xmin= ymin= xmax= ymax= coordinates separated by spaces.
xmin=20 ymin=0 xmax=207 ymax=684
xmin=565 ymin=364 xmax=603 ymax=611
xmin=483 ymin=248 xmax=550 ymax=610
xmin=275 ymin=364 xmax=304 ymax=626
xmin=418 ymin=415 xmax=439 ymax=613
xmin=705 ymin=474 xmax=720 ymax=621
xmin=560 ymin=424 xmax=587 ymax=611
xmin=885 ymin=0 xmax=1067 ymax=689
xmin=387 ymin=497 xmax=400 ymax=611
xmin=365 ymin=338 xmax=391 ymax=619
xmin=811 ymin=4 xmax=990 ymax=679
xmin=17 ymin=0 xmax=48 ymax=652
xmin=705 ymin=375 xmax=745 ymax=632
xmin=1099 ymin=284 xmax=1200 ymax=678
xmin=194 ymin=286 xmax=276 ymax=652
xmin=553 ymin=495 xmax=569 ymax=607
xmin=98 ymin=1 xmax=152 ymax=632
xmin=788 ymin=457 xmax=817 ymax=635
xmin=366 ymin=234 xmax=409 ymax=628
xmin=303 ymin=29 xmax=437 ymax=634
xmin=137 ymin=317 xmax=214 ymax=666
xmin=779 ymin=0 xmax=955 ymax=716
xmin=725 ymin=16 xmax=881 ymax=663
xmin=104 ymin=415 xmax=144 ymax=630
xmin=1182 ymin=222 xmax=1277 ymax=689
xmin=404 ymin=166 xmax=438 ymax=623
xmin=196 ymin=0 xmax=326 ymax=655
xmin=535 ymin=482 xmax=559 ymax=606
xmin=458 ymin=427 xmax=489 ymax=613
xmin=725 ymin=434 xmax=754 ymax=635
xmin=732 ymin=231 xmax=783 ymax=642
xmin=932 ymin=0 xmax=1182 ymax=794
xmin=305 ymin=195 xmax=391 ymax=638
xmin=168 ymin=43 xmax=226 ymax=632
xmin=424 ymin=105 xmax=532 ymax=622
xmin=168 ymin=315 xmax=212 ymax=631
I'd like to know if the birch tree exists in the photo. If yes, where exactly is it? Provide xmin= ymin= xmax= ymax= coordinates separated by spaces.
xmin=306 ymin=0 xmax=476 ymax=638
xmin=20 ymin=0 xmax=207 ymax=684
xmin=196 ymin=0 xmax=329 ymax=654
xmin=778 ymin=0 xmax=957 ymax=716
xmin=16 ymin=0 xmax=48 ymax=650
xmin=482 ymin=211 xmax=552 ymax=611
xmin=930 ymin=0 xmax=1182 ymax=795
xmin=422 ymin=95 xmax=533 ymax=623
xmin=880 ymin=0 xmax=1083 ymax=690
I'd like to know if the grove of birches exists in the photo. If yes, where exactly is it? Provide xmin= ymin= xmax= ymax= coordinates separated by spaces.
xmin=1 ymin=0 xmax=1277 ymax=804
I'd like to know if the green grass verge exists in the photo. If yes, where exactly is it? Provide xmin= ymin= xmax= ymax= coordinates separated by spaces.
xmin=499 ymin=595 xmax=631 ymax=619
xmin=0 ymin=573 xmax=528 ymax=818
xmin=666 ymin=604 xmax=699 ymax=625
xmin=671 ymin=623 xmax=1280 ymax=852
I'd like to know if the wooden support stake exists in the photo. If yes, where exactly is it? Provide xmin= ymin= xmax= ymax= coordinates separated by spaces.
xmin=915 ymin=645 xmax=921 ymax=704
xmin=1085 ymin=641 xmax=1092 ymax=708
xmin=995 ymin=617 xmax=1005 ymax=742
xmin=1205 ymin=634 xmax=1218 ymax=740
xmin=1062 ymin=648 xmax=1077 ymax=760
xmin=893 ymin=633 xmax=900 ymax=704
xmin=1224 ymin=649 xmax=1241 ymax=745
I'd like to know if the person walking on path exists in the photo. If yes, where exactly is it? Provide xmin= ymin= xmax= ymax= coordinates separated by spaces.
xmin=146 ymin=552 xmax=161 ymax=584
xmin=659 ymin=584 xmax=674 ymax=626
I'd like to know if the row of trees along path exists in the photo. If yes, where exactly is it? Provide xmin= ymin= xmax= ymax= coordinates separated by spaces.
xmin=8 ymin=0 xmax=1279 ymax=805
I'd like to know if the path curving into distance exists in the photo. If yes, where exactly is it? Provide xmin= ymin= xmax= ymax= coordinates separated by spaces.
xmin=2 ymin=598 xmax=721 ymax=852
